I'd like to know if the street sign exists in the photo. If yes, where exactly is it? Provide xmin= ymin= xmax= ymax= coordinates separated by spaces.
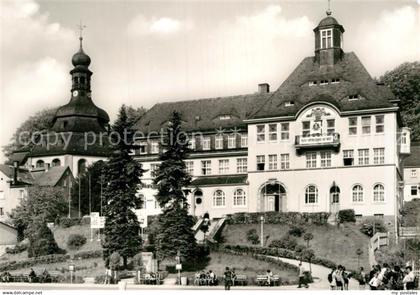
xmin=91 ymin=212 xmax=105 ymax=229
xmin=176 ymin=264 xmax=182 ymax=270
xmin=135 ymin=209 xmax=148 ymax=228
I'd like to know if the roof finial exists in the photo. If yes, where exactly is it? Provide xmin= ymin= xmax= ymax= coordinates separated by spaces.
xmin=77 ymin=20 xmax=86 ymax=50
xmin=326 ymin=0 xmax=332 ymax=16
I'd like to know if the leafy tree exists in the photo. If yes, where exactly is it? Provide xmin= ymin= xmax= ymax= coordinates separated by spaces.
xmin=153 ymin=111 xmax=200 ymax=262
xmin=102 ymin=105 xmax=144 ymax=268
xmin=380 ymin=62 xmax=420 ymax=140
xmin=26 ymin=216 xmax=63 ymax=257
xmin=301 ymin=248 xmax=315 ymax=273
xmin=71 ymin=160 xmax=107 ymax=216
xmin=2 ymin=108 xmax=56 ymax=164
xmin=9 ymin=185 xmax=67 ymax=240
xmin=303 ymin=232 xmax=314 ymax=247
xmin=126 ymin=106 xmax=147 ymax=126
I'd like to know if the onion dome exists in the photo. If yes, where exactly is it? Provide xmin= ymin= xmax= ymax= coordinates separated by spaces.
xmin=72 ymin=37 xmax=91 ymax=67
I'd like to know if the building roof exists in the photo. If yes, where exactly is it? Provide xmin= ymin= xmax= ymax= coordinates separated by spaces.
xmin=404 ymin=142 xmax=420 ymax=168
xmin=0 ymin=221 xmax=17 ymax=231
xmin=250 ymin=52 xmax=396 ymax=120
xmin=190 ymin=175 xmax=248 ymax=186
xmin=134 ymin=93 xmax=270 ymax=134
xmin=33 ymin=166 xmax=71 ymax=186
xmin=0 ymin=164 xmax=34 ymax=184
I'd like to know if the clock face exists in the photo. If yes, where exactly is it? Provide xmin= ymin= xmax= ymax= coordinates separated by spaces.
xmin=72 ymin=90 xmax=78 ymax=97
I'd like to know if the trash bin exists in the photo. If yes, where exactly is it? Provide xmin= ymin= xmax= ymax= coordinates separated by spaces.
xmin=181 ymin=277 xmax=188 ymax=286
xmin=118 ymin=281 xmax=127 ymax=290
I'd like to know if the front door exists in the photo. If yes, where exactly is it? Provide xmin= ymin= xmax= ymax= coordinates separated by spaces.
xmin=266 ymin=195 xmax=281 ymax=212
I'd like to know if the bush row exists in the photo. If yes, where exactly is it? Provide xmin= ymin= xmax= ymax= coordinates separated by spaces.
xmin=225 ymin=212 xmax=330 ymax=225
xmin=0 ymin=250 xmax=103 ymax=272
xmin=223 ymin=244 xmax=337 ymax=270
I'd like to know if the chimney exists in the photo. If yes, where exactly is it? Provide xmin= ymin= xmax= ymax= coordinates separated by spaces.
xmin=13 ymin=161 xmax=18 ymax=185
xmin=258 ymin=83 xmax=270 ymax=94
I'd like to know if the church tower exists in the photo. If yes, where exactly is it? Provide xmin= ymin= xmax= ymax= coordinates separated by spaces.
xmin=313 ymin=10 xmax=345 ymax=66
xmin=51 ymin=34 xmax=109 ymax=133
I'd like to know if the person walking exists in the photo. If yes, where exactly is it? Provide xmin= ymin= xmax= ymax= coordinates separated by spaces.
xmin=335 ymin=265 xmax=344 ymax=290
xmin=224 ymin=267 xmax=233 ymax=290
xmin=328 ymin=267 xmax=336 ymax=290
xmin=297 ymin=262 xmax=308 ymax=288
xmin=104 ymin=267 xmax=112 ymax=284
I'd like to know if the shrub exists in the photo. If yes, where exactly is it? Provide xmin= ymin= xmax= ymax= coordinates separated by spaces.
xmin=109 ymin=252 xmax=121 ymax=270
xmin=67 ymin=234 xmax=87 ymax=250
xmin=288 ymin=225 xmax=305 ymax=237
xmin=5 ymin=242 xmax=28 ymax=254
xmin=59 ymin=217 xmax=80 ymax=228
xmin=132 ymin=253 xmax=144 ymax=270
xmin=269 ymin=235 xmax=298 ymax=251
xmin=226 ymin=212 xmax=330 ymax=225
xmin=359 ymin=218 xmax=387 ymax=237
xmin=246 ymin=229 xmax=260 ymax=245
xmin=26 ymin=219 xmax=64 ymax=258
xmin=338 ymin=209 xmax=356 ymax=223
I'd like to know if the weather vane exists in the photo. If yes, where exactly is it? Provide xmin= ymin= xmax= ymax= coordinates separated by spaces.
xmin=77 ymin=20 xmax=86 ymax=49
xmin=326 ymin=0 xmax=332 ymax=16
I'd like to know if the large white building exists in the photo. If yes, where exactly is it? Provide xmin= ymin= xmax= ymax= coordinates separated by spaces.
xmin=134 ymin=12 xmax=411 ymax=226
xmin=403 ymin=142 xmax=420 ymax=202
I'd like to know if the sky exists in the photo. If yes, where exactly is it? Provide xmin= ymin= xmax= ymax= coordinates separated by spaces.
xmin=1 ymin=0 xmax=419 ymax=162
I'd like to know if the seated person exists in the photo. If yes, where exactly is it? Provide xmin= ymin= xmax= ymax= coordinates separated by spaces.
xmin=266 ymin=270 xmax=273 ymax=286
xmin=208 ymin=270 xmax=216 ymax=285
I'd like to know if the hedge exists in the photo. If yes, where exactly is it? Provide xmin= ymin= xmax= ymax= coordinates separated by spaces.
xmin=225 ymin=212 xmax=330 ymax=225
xmin=0 ymin=250 xmax=103 ymax=272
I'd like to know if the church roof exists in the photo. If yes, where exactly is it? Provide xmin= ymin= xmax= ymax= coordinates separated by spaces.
xmin=135 ymin=52 xmax=396 ymax=133
xmin=317 ymin=16 xmax=340 ymax=27
xmin=404 ymin=142 xmax=420 ymax=168
xmin=54 ymin=97 xmax=110 ymax=125
xmin=33 ymin=166 xmax=71 ymax=187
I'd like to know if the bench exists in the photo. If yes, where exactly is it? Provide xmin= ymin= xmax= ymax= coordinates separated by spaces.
xmin=138 ymin=273 xmax=162 ymax=285
xmin=233 ymin=274 xmax=247 ymax=286
xmin=256 ymin=274 xmax=280 ymax=286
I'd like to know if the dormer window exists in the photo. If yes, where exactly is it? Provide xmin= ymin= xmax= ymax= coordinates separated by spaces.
xmin=320 ymin=80 xmax=329 ymax=85
xmin=219 ymin=115 xmax=231 ymax=120
xmin=348 ymin=94 xmax=360 ymax=101
xmin=331 ymin=78 xmax=340 ymax=84
xmin=320 ymin=29 xmax=333 ymax=49
xmin=285 ymin=101 xmax=294 ymax=107
xmin=309 ymin=81 xmax=317 ymax=86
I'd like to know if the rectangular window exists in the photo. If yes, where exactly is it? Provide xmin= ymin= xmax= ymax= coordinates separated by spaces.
xmin=411 ymin=186 xmax=418 ymax=196
xmin=219 ymin=159 xmax=229 ymax=174
xmin=306 ymin=152 xmax=317 ymax=168
xmin=327 ymin=119 xmax=335 ymax=135
xmin=241 ymin=134 xmax=248 ymax=147
xmin=375 ymin=115 xmax=384 ymax=133
xmin=268 ymin=124 xmax=277 ymax=141
xmin=412 ymin=169 xmax=417 ymax=178
xmin=202 ymin=137 xmax=211 ymax=151
xmin=228 ymin=134 xmax=236 ymax=149
xmin=280 ymin=123 xmax=290 ymax=140
xmin=257 ymin=125 xmax=265 ymax=142
xmin=320 ymin=151 xmax=332 ymax=167
xmin=215 ymin=135 xmax=223 ymax=150
xmin=343 ymin=149 xmax=354 ymax=166
xmin=280 ymin=154 xmax=290 ymax=170
xmin=139 ymin=142 xmax=147 ymax=154
xmin=188 ymin=138 xmax=196 ymax=150
xmin=201 ymin=160 xmax=211 ymax=175
xmin=302 ymin=121 xmax=310 ymax=137
xmin=361 ymin=116 xmax=371 ymax=134
xmin=185 ymin=161 xmax=194 ymax=175
xmin=150 ymin=164 xmax=159 ymax=177
xmin=268 ymin=154 xmax=277 ymax=170
xmin=237 ymin=158 xmax=248 ymax=173
xmin=150 ymin=141 xmax=159 ymax=154
xmin=358 ymin=149 xmax=369 ymax=165
xmin=349 ymin=117 xmax=357 ymax=135
xmin=256 ymin=155 xmax=265 ymax=171
xmin=373 ymin=148 xmax=385 ymax=164
xmin=321 ymin=29 xmax=333 ymax=49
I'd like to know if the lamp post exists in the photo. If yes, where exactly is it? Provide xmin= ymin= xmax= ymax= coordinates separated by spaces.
xmin=175 ymin=250 xmax=181 ymax=284
xmin=69 ymin=261 xmax=75 ymax=284
xmin=260 ymin=216 xmax=265 ymax=247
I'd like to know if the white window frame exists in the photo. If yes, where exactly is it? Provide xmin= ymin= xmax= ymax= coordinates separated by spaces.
xmin=327 ymin=119 xmax=335 ymax=135
xmin=139 ymin=142 xmax=147 ymax=155
xmin=410 ymin=185 xmax=418 ymax=196
xmin=268 ymin=124 xmax=278 ymax=141
xmin=213 ymin=190 xmax=226 ymax=207
xmin=305 ymin=185 xmax=318 ymax=204
xmin=280 ymin=123 xmax=289 ymax=140
xmin=188 ymin=137 xmax=196 ymax=150
xmin=320 ymin=151 xmax=332 ymax=167
xmin=202 ymin=137 xmax=211 ymax=151
xmin=373 ymin=148 xmax=385 ymax=165
xmin=411 ymin=169 xmax=417 ymax=178
xmin=375 ymin=115 xmax=384 ymax=134
xmin=257 ymin=125 xmax=265 ymax=142
xmin=268 ymin=154 xmax=277 ymax=170
xmin=343 ymin=149 xmax=354 ymax=166
xmin=218 ymin=159 xmax=229 ymax=174
xmin=150 ymin=141 xmax=159 ymax=154
xmin=228 ymin=134 xmax=236 ymax=149
xmin=320 ymin=29 xmax=333 ymax=49
xmin=280 ymin=154 xmax=290 ymax=170
xmin=306 ymin=152 xmax=317 ymax=168
xmin=237 ymin=158 xmax=248 ymax=173
xmin=240 ymin=134 xmax=248 ymax=147
xmin=256 ymin=155 xmax=265 ymax=171
xmin=348 ymin=117 xmax=357 ymax=135
xmin=302 ymin=121 xmax=310 ymax=137
xmin=361 ymin=116 xmax=371 ymax=134
xmin=185 ymin=161 xmax=194 ymax=175
xmin=201 ymin=160 xmax=211 ymax=175
xmin=352 ymin=185 xmax=364 ymax=203
xmin=373 ymin=184 xmax=385 ymax=202
xmin=215 ymin=135 xmax=223 ymax=150
xmin=233 ymin=189 xmax=247 ymax=207
xmin=358 ymin=149 xmax=369 ymax=165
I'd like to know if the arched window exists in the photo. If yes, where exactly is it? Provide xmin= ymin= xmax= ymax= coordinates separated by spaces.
xmin=51 ymin=158 xmax=61 ymax=167
xmin=352 ymin=185 xmax=363 ymax=202
xmin=36 ymin=160 xmax=44 ymax=168
xmin=78 ymin=159 xmax=87 ymax=175
xmin=373 ymin=184 xmax=385 ymax=202
xmin=233 ymin=189 xmax=246 ymax=206
xmin=194 ymin=190 xmax=203 ymax=205
xmin=305 ymin=185 xmax=318 ymax=204
xmin=330 ymin=185 xmax=340 ymax=203
xmin=213 ymin=190 xmax=225 ymax=207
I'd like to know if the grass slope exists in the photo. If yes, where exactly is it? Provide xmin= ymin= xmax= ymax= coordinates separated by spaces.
xmin=222 ymin=223 xmax=370 ymax=270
